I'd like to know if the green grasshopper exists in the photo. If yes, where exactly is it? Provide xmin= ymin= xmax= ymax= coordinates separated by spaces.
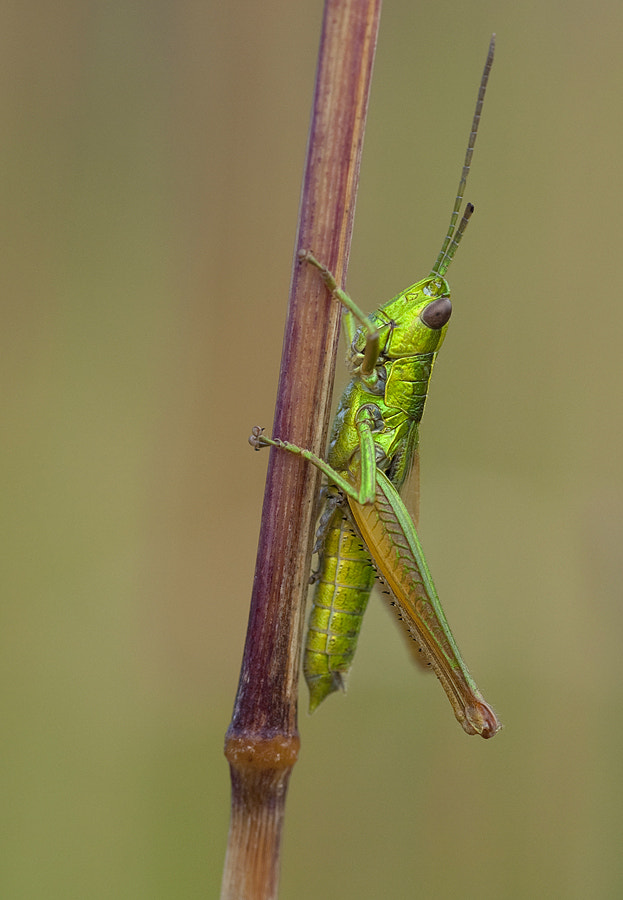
xmin=250 ymin=36 xmax=500 ymax=738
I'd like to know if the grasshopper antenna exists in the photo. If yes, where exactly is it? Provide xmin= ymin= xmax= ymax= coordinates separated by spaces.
xmin=431 ymin=33 xmax=495 ymax=278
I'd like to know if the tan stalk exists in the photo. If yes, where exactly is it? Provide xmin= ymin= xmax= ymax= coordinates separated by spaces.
xmin=220 ymin=1 xmax=382 ymax=898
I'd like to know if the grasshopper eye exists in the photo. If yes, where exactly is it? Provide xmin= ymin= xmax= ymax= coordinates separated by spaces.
xmin=420 ymin=296 xmax=452 ymax=330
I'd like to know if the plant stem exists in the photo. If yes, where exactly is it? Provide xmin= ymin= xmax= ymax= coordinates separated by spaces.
xmin=220 ymin=0 xmax=382 ymax=897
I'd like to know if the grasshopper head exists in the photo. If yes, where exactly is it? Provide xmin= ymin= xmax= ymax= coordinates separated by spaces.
xmin=372 ymin=274 xmax=452 ymax=358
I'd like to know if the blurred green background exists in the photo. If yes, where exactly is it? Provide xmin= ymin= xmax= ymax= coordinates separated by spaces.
xmin=3 ymin=1 xmax=623 ymax=897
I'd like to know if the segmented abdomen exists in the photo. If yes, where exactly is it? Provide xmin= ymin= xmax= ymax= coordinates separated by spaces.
xmin=303 ymin=507 xmax=375 ymax=712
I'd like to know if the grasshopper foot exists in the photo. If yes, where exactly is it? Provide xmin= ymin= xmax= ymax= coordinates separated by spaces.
xmin=249 ymin=426 xmax=289 ymax=453
xmin=297 ymin=248 xmax=313 ymax=265
xmin=249 ymin=425 xmax=268 ymax=450
xmin=297 ymin=249 xmax=334 ymax=285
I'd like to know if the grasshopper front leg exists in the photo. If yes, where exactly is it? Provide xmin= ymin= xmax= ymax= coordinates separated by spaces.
xmin=298 ymin=250 xmax=381 ymax=378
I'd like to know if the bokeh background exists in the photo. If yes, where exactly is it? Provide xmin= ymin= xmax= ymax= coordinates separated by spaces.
xmin=3 ymin=1 xmax=623 ymax=897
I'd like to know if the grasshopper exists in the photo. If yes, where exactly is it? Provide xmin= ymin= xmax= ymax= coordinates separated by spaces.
xmin=250 ymin=36 xmax=500 ymax=738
